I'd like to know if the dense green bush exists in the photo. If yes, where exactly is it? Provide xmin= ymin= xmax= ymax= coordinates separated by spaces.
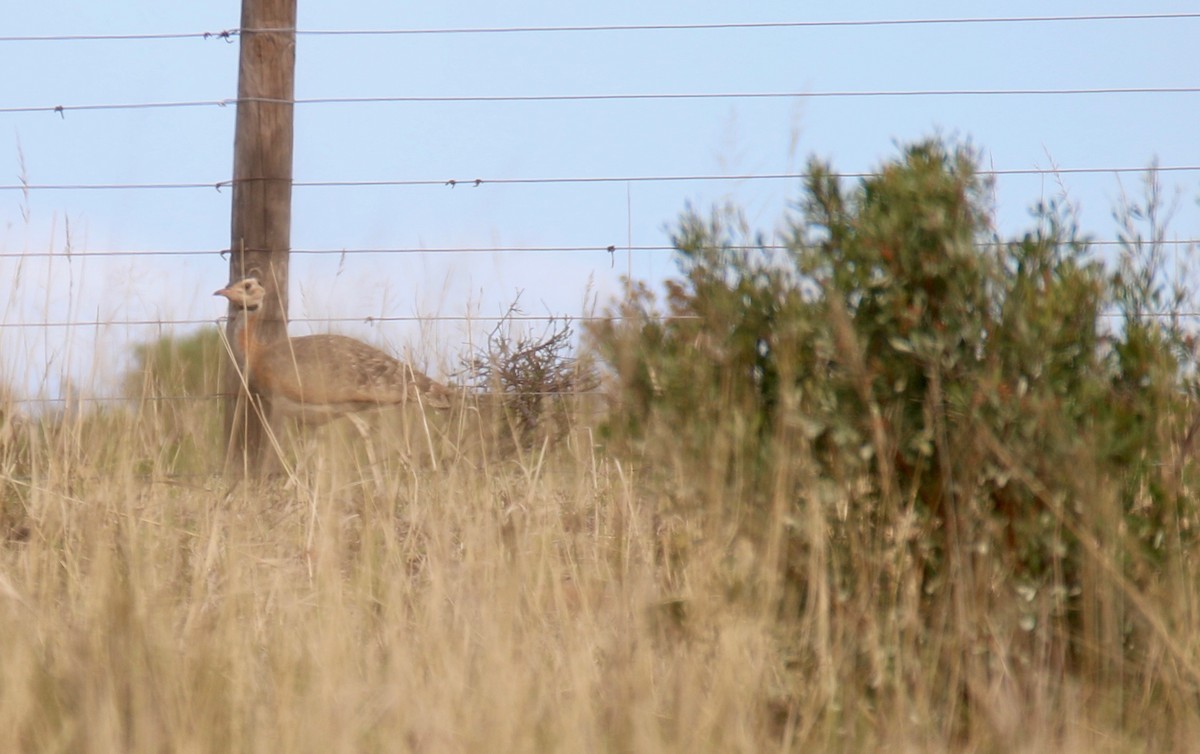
xmin=589 ymin=138 xmax=1199 ymax=717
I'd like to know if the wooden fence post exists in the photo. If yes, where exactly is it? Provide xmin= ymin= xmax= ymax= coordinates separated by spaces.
xmin=223 ymin=0 xmax=297 ymax=475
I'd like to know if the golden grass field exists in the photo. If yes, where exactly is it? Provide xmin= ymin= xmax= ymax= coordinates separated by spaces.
xmin=2 ymin=382 xmax=1197 ymax=754
xmin=0 ymin=394 xmax=793 ymax=753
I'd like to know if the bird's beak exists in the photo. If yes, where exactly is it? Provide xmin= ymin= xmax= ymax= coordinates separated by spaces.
xmin=214 ymin=286 xmax=232 ymax=299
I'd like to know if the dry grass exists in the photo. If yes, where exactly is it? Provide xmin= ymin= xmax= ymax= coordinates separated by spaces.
xmin=0 ymin=395 xmax=784 ymax=754
xmin=2 ymin=385 xmax=1193 ymax=754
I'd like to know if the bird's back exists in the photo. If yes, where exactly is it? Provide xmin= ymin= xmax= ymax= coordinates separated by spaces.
xmin=252 ymin=333 xmax=451 ymax=421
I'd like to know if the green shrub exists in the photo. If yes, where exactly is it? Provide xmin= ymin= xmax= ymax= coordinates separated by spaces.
xmin=589 ymin=137 xmax=1199 ymax=719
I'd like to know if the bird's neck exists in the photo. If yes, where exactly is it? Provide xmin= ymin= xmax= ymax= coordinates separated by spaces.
xmin=237 ymin=305 xmax=265 ymax=364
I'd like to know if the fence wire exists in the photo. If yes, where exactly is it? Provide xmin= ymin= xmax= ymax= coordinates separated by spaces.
xmin=3 ymin=12 xmax=1199 ymax=43
xmin=1 ymin=12 xmax=1197 ymax=413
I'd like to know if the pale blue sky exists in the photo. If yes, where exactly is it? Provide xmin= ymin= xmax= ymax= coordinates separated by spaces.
xmin=2 ymin=2 xmax=1198 ymax=399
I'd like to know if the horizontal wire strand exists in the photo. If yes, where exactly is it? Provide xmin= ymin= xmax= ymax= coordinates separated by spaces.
xmin=0 ymin=314 xmax=689 ymax=330
xmin=2 ymin=304 xmax=1196 ymax=331
xmin=3 ymin=13 xmax=1199 ymax=42
xmin=0 ymin=30 xmax=237 ymax=43
xmin=273 ymin=13 xmax=1200 ymax=35
xmin=0 ymin=239 xmax=1194 ymax=261
xmin=5 ymin=86 xmax=1199 ymax=116
xmin=3 ymin=164 xmax=1198 ymax=193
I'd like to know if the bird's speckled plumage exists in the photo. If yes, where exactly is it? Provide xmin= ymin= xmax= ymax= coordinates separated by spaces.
xmin=215 ymin=277 xmax=451 ymax=423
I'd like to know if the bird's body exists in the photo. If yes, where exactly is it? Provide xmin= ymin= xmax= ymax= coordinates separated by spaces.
xmin=216 ymin=277 xmax=451 ymax=424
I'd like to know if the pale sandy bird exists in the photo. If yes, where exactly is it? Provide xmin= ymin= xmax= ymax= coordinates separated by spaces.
xmin=214 ymin=277 xmax=451 ymax=424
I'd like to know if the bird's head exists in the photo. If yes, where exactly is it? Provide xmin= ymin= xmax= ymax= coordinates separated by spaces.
xmin=214 ymin=277 xmax=267 ymax=311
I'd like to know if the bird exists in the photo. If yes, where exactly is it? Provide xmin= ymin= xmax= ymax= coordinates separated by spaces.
xmin=214 ymin=277 xmax=452 ymax=425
